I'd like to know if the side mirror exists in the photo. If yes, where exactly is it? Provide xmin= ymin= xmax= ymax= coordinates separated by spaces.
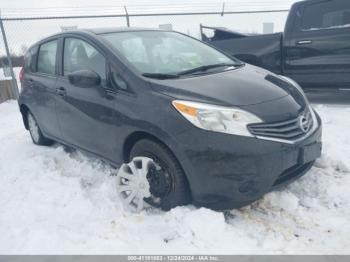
xmin=68 ymin=70 xmax=101 ymax=88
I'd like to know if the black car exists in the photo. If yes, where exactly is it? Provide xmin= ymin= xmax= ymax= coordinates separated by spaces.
xmin=201 ymin=0 xmax=350 ymax=92
xmin=18 ymin=28 xmax=322 ymax=212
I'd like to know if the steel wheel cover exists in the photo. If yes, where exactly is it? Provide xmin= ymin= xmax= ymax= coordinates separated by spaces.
xmin=116 ymin=157 xmax=157 ymax=212
xmin=28 ymin=113 xmax=40 ymax=143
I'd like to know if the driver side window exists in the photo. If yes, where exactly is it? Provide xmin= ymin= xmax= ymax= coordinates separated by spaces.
xmin=64 ymin=38 xmax=106 ymax=80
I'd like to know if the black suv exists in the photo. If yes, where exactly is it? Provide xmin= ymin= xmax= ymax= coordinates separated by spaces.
xmin=19 ymin=28 xmax=322 ymax=211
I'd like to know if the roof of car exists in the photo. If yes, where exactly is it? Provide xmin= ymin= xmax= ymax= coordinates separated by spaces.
xmin=77 ymin=27 xmax=164 ymax=35
xmin=27 ymin=27 xmax=166 ymax=50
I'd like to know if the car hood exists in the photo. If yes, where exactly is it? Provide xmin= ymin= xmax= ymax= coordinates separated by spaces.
xmin=148 ymin=64 xmax=305 ymax=107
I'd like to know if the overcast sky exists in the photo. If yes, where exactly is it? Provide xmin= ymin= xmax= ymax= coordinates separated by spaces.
xmin=1 ymin=0 xmax=297 ymax=15
xmin=0 ymin=0 xmax=299 ymax=55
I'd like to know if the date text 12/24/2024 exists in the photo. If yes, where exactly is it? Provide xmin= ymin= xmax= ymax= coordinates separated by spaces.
xmin=127 ymin=256 xmax=219 ymax=261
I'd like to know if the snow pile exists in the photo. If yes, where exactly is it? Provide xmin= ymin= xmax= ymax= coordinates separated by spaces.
xmin=0 ymin=67 xmax=21 ymax=81
xmin=0 ymin=100 xmax=349 ymax=254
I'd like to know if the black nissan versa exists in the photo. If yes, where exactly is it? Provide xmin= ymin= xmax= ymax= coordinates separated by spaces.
xmin=18 ymin=28 xmax=322 ymax=212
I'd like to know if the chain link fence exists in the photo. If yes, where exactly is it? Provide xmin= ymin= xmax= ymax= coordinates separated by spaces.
xmin=0 ymin=8 xmax=289 ymax=100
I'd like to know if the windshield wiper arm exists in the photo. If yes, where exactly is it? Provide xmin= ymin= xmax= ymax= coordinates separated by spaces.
xmin=177 ymin=63 xmax=240 ymax=76
xmin=142 ymin=73 xmax=179 ymax=79
xmin=142 ymin=63 xmax=243 ymax=79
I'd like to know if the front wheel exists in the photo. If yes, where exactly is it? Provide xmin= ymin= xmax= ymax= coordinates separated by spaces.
xmin=27 ymin=111 xmax=54 ymax=146
xmin=116 ymin=139 xmax=191 ymax=212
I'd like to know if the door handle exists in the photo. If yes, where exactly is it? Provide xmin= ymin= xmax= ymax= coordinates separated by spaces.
xmin=297 ymin=40 xmax=313 ymax=45
xmin=56 ymin=87 xmax=67 ymax=97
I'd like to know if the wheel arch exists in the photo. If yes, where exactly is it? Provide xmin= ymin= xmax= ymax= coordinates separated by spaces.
xmin=123 ymin=131 xmax=175 ymax=163
xmin=19 ymin=104 xmax=30 ymax=130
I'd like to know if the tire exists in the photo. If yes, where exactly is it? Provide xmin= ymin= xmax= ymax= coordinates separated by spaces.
xmin=27 ymin=111 xmax=54 ymax=146
xmin=129 ymin=139 xmax=191 ymax=211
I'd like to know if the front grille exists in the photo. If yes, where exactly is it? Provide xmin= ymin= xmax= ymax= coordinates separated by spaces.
xmin=248 ymin=108 xmax=313 ymax=141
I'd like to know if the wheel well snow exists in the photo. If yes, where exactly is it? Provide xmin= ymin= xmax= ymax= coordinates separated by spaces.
xmin=20 ymin=104 xmax=30 ymax=130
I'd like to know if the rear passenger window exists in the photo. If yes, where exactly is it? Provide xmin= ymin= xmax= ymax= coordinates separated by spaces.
xmin=301 ymin=1 xmax=350 ymax=31
xmin=64 ymin=38 xmax=106 ymax=80
xmin=37 ymin=40 xmax=57 ymax=75
xmin=24 ymin=47 xmax=36 ymax=73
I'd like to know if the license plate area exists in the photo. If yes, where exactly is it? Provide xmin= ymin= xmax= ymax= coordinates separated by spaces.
xmin=299 ymin=142 xmax=322 ymax=164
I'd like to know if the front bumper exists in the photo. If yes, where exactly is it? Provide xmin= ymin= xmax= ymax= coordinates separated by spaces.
xmin=173 ymin=113 xmax=322 ymax=210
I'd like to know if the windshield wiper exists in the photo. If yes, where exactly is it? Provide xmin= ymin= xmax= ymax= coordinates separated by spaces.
xmin=177 ymin=63 xmax=241 ymax=76
xmin=142 ymin=63 xmax=243 ymax=79
xmin=142 ymin=73 xmax=179 ymax=79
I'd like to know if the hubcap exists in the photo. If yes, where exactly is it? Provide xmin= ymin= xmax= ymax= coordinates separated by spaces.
xmin=28 ymin=113 xmax=40 ymax=143
xmin=116 ymin=157 xmax=171 ymax=212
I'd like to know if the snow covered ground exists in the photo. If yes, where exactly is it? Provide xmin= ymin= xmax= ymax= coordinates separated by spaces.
xmin=0 ymin=67 xmax=21 ymax=84
xmin=0 ymin=99 xmax=349 ymax=254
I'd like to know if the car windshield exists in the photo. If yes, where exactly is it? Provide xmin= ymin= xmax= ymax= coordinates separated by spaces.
xmin=101 ymin=31 xmax=243 ymax=76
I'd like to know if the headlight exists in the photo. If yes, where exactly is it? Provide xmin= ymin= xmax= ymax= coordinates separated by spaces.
xmin=172 ymin=100 xmax=262 ymax=137
xmin=279 ymin=75 xmax=310 ymax=104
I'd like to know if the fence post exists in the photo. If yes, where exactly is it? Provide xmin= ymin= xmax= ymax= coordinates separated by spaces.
xmin=124 ymin=6 xmax=130 ymax=27
xmin=221 ymin=2 xmax=226 ymax=16
xmin=0 ymin=16 xmax=19 ymax=99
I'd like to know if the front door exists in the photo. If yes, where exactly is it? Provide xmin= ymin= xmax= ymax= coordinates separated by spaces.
xmin=55 ymin=37 xmax=118 ymax=160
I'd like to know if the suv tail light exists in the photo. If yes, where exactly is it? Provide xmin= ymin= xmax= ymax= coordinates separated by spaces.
xmin=19 ymin=67 xmax=24 ymax=83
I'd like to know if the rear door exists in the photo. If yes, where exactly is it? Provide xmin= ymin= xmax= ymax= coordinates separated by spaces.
xmin=27 ymin=39 xmax=61 ymax=138
xmin=55 ymin=36 xmax=119 ymax=160
xmin=284 ymin=0 xmax=350 ymax=90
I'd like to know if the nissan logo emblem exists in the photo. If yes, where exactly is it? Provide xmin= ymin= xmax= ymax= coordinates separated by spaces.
xmin=299 ymin=115 xmax=310 ymax=133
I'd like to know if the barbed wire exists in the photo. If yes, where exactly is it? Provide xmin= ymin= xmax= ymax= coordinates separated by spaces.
xmin=1 ymin=1 xmax=293 ymax=9
xmin=0 ymin=1 xmax=293 ymax=18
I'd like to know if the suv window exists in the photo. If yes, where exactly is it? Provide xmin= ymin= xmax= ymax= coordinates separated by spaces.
xmin=301 ymin=1 xmax=350 ymax=31
xmin=24 ymin=47 xmax=37 ymax=73
xmin=64 ymin=38 xmax=106 ymax=80
xmin=37 ymin=40 xmax=57 ymax=75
